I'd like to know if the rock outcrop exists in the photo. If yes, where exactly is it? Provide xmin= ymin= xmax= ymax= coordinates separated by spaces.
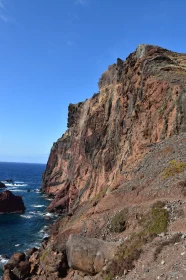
xmin=66 ymin=235 xmax=119 ymax=275
xmin=42 ymin=44 xmax=186 ymax=213
xmin=0 ymin=182 xmax=6 ymax=188
xmin=0 ymin=190 xmax=26 ymax=213
xmin=4 ymin=44 xmax=186 ymax=280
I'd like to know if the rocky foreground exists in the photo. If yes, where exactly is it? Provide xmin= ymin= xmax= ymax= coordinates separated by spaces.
xmin=3 ymin=44 xmax=186 ymax=279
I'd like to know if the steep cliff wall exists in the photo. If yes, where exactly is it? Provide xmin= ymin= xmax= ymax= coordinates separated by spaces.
xmin=42 ymin=44 xmax=186 ymax=213
xmin=4 ymin=45 xmax=186 ymax=280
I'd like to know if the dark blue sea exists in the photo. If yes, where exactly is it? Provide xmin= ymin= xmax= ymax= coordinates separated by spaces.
xmin=0 ymin=162 xmax=54 ymax=276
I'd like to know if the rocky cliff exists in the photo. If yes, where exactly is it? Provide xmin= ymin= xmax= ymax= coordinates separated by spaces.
xmin=4 ymin=45 xmax=186 ymax=280
xmin=42 ymin=44 xmax=186 ymax=213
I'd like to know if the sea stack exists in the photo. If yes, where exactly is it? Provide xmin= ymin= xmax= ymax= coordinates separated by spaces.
xmin=0 ymin=190 xmax=26 ymax=213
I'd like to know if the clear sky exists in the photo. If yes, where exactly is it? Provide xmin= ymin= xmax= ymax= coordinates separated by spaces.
xmin=0 ymin=0 xmax=185 ymax=163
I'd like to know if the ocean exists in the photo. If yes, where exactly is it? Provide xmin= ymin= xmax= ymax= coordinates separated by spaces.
xmin=0 ymin=162 xmax=54 ymax=276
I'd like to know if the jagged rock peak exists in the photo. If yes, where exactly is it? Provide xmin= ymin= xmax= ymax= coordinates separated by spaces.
xmin=135 ymin=44 xmax=166 ymax=58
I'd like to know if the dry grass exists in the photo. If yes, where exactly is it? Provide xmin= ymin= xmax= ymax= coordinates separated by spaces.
xmin=162 ymin=160 xmax=186 ymax=179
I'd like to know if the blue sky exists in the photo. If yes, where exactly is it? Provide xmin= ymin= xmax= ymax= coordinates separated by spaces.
xmin=0 ymin=0 xmax=185 ymax=163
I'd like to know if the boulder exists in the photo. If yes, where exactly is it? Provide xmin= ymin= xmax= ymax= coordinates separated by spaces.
xmin=12 ymin=260 xmax=30 ymax=279
xmin=25 ymin=247 xmax=38 ymax=258
xmin=0 ymin=190 xmax=26 ymax=213
xmin=2 ymin=269 xmax=17 ymax=280
xmin=66 ymin=235 xmax=119 ymax=275
xmin=3 ymin=252 xmax=26 ymax=271
xmin=0 ymin=182 xmax=6 ymax=188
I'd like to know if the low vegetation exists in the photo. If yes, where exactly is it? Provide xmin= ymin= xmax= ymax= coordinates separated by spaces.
xmin=40 ymin=249 xmax=50 ymax=262
xmin=105 ymin=202 xmax=169 ymax=278
xmin=110 ymin=209 xmax=128 ymax=233
xmin=104 ymin=274 xmax=113 ymax=280
xmin=162 ymin=159 xmax=186 ymax=179
xmin=143 ymin=201 xmax=169 ymax=235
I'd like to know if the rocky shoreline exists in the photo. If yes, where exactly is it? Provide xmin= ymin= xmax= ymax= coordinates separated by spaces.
xmin=3 ymin=44 xmax=186 ymax=279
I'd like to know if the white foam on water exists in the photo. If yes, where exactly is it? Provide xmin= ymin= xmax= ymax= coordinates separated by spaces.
xmin=31 ymin=205 xmax=45 ymax=208
xmin=43 ymin=233 xmax=49 ymax=239
xmin=8 ymin=189 xmax=27 ymax=192
xmin=38 ymin=225 xmax=50 ymax=239
xmin=1 ymin=180 xmax=28 ymax=187
xmin=34 ymin=189 xmax=41 ymax=193
xmin=43 ymin=212 xmax=58 ymax=220
xmin=42 ymin=194 xmax=53 ymax=200
xmin=45 ymin=212 xmax=54 ymax=217
xmin=32 ymin=242 xmax=40 ymax=249
xmin=15 ymin=244 xmax=20 ymax=247
xmin=20 ymin=214 xmax=33 ymax=219
xmin=0 ymin=255 xmax=8 ymax=265
xmin=29 ymin=211 xmax=43 ymax=216
xmin=4 ymin=183 xmax=28 ymax=187
xmin=14 ymin=184 xmax=28 ymax=187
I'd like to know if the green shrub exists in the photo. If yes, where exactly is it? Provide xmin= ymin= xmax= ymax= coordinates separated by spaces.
xmin=162 ymin=160 xmax=186 ymax=179
xmin=40 ymin=249 xmax=50 ymax=262
xmin=110 ymin=210 xmax=127 ymax=233
xmin=105 ymin=234 xmax=143 ymax=277
xmin=105 ymin=202 xmax=169 ymax=278
xmin=145 ymin=202 xmax=169 ymax=235
xmin=104 ymin=274 xmax=113 ymax=280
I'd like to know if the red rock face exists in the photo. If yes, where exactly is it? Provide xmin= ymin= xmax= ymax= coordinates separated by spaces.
xmin=0 ymin=190 xmax=26 ymax=213
xmin=42 ymin=44 xmax=186 ymax=213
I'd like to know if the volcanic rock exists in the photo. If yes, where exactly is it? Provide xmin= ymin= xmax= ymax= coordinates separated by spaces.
xmin=12 ymin=260 xmax=31 ymax=279
xmin=25 ymin=248 xmax=38 ymax=258
xmin=2 ymin=269 xmax=17 ymax=280
xmin=42 ymin=44 xmax=186 ymax=213
xmin=0 ymin=191 xmax=26 ymax=213
xmin=4 ymin=44 xmax=186 ymax=280
xmin=3 ymin=252 xmax=26 ymax=271
xmin=66 ymin=235 xmax=119 ymax=275
xmin=0 ymin=182 xmax=6 ymax=188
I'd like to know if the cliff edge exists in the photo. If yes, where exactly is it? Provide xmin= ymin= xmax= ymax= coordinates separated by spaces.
xmin=42 ymin=44 xmax=186 ymax=213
